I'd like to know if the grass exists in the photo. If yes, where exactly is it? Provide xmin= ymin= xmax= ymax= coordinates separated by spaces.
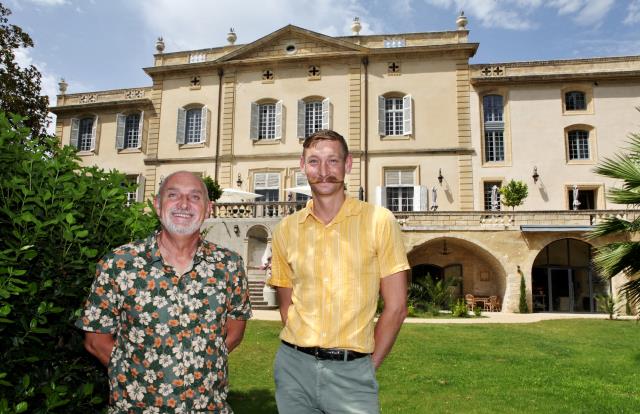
xmin=228 ymin=319 xmax=640 ymax=413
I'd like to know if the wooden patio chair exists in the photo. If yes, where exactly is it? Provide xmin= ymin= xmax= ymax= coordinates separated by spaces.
xmin=484 ymin=295 xmax=498 ymax=312
xmin=464 ymin=294 xmax=475 ymax=311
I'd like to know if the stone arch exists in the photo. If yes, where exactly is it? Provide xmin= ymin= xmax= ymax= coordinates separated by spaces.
xmin=245 ymin=225 xmax=270 ymax=280
xmin=531 ymin=237 xmax=608 ymax=313
xmin=408 ymin=236 xmax=507 ymax=302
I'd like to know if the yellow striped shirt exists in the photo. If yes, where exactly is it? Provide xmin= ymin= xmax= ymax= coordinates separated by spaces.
xmin=269 ymin=197 xmax=410 ymax=353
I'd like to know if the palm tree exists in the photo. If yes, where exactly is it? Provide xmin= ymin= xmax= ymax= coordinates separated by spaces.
xmin=589 ymin=131 xmax=640 ymax=306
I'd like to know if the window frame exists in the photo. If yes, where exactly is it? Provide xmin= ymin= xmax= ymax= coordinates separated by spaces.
xmin=564 ymin=125 xmax=596 ymax=164
xmin=251 ymin=100 xmax=283 ymax=142
xmin=116 ymin=111 xmax=144 ymax=151
xmin=70 ymin=115 xmax=99 ymax=154
xmin=482 ymin=180 xmax=503 ymax=211
xmin=176 ymin=105 xmax=208 ymax=146
xmin=561 ymin=85 xmax=593 ymax=115
xmin=378 ymin=93 xmax=412 ymax=138
xmin=482 ymin=94 xmax=506 ymax=164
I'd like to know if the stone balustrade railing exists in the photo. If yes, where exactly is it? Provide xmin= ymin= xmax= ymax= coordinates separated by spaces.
xmin=211 ymin=204 xmax=639 ymax=229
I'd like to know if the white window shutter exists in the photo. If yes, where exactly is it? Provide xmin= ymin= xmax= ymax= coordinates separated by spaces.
xmin=322 ymin=97 xmax=331 ymax=130
xmin=200 ymin=106 xmax=208 ymax=143
xmin=413 ymin=185 xmax=427 ymax=211
xmin=176 ymin=108 xmax=186 ymax=144
xmin=297 ymin=99 xmax=305 ymax=139
xmin=137 ymin=111 xmax=144 ymax=149
xmin=250 ymin=102 xmax=259 ymax=140
xmin=275 ymin=100 xmax=283 ymax=140
xmin=90 ymin=116 xmax=98 ymax=151
xmin=254 ymin=173 xmax=266 ymax=188
xmin=70 ymin=118 xmax=79 ymax=148
xmin=267 ymin=173 xmax=280 ymax=188
xmin=403 ymin=94 xmax=412 ymax=135
xmin=295 ymin=171 xmax=308 ymax=186
xmin=115 ymin=113 xmax=126 ymax=149
xmin=375 ymin=186 xmax=387 ymax=207
xmin=136 ymin=174 xmax=146 ymax=202
xmin=385 ymin=170 xmax=399 ymax=186
xmin=378 ymin=95 xmax=386 ymax=136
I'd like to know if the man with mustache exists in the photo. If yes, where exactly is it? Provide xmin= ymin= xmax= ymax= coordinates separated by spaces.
xmin=76 ymin=171 xmax=252 ymax=413
xmin=269 ymin=130 xmax=410 ymax=413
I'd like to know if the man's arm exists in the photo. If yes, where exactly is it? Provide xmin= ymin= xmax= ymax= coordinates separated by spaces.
xmin=225 ymin=318 xmax=247 ymax=353
xmin=372 ymin=271 xmax=408 ymax=369
xmin=84 ymin=332 xmax=116 ymax=367
xmin=276 ymin=287 xmax=293 ymax=325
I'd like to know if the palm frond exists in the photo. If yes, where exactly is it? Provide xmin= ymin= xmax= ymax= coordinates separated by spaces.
xmin=618 ymin=278 xmax=640 ymax=307
xmin=588 ymin=216 xmax=638 ymax=239
xmin=606 ymin=187 xmax=640 ymax=206
xmin=593 ymin=242 xmax=640 ymax=278
xmin=593 ymin=154 xmax=640 ymax=188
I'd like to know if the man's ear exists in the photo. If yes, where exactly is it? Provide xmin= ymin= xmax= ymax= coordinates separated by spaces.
xmin=345 ymin=154 xmax=353 ymax=174
xmin=299 ymin=155 xmax=305 ymax=170
xmin=153 ymin=196 xmax=160 ymax=215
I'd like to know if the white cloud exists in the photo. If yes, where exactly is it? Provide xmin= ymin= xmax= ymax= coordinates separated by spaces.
xmin=624 ymin=0 xmax=640 ymax=25
xmin=23 ymin=0 xmax=68 ymax=5
xmin=127 ymin=0 xmax=383 ymax=52
xmin=423 ymin=0 xmax=613 ymax=30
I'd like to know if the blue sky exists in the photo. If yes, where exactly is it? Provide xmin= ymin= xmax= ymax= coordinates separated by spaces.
xmin=8 ymin=0 xmax=640 ymax=110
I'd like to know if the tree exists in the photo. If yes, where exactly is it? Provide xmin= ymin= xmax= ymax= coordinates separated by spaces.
xmin=590 ymin=129 xmax=640 ymax=306
xmin=0 ymin=112 xmax=158 ymax=412
xmin=499 ymin=179 xmax=528 ymax=211
xmin=203 ymin=176 xmax=223 ymax=202
xmin=0 ymin=3 xmax=49 ymax=135
xmin=518 ymin=272 xmax=529 ymax=313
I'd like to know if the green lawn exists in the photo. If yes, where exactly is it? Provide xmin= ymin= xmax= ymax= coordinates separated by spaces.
xmin=228 ymin=319 xmax=640 ymax=413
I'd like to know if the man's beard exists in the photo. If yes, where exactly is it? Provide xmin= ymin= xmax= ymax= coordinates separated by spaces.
xmin=161 ymin=208 xmax=202 ymax=235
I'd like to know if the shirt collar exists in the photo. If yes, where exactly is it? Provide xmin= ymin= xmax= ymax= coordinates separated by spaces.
xmin=148 ymin=231 xmax=209 ymax=265
xmin=298 ymin=196 xmax=362 ymax=225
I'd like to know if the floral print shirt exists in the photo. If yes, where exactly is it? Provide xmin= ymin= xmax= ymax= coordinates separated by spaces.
xmin=75 ymin=233 xmax=252 ymax=413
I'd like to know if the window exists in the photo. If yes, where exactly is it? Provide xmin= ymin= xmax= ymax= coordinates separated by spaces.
xmin=116 ymin=112 xmax=143 ymax=150
xmin=375 ymin=169 xmax=427 ymax=212
xmin=483 ymin=95 xmax=504 ymax=162
xmin=176 ymin=106 xmax=208 ymax=145
xmin=123 ymin=174 xmax=145 ymax=206
xmin=251 ymin=101 xmax=283 ymax=141
xmin=254 ymin=172 xmax=280 ymax=216
xmin=297 ymin=98 xmax=330 ymax=139
xmin=378 ymin=94 xmax=412 ymax=136
xmin=483 ymin=181 xmax=502 ymax=211
xmin=568 ymin=130 xmax=590 ymax=160
xmin=568 ymin=188 xmax=595 ymax=210
xmin=70 ymin=116 xmax=97 ymax=152
xmin=385 ymin=170 xmax=414 ymax=212
xmin=293 ymin=171 xmax=310 ymax=203
xmin=565 ymin=91 xmax=586 ymax=111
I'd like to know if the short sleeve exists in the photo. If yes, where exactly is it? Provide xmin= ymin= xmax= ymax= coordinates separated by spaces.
xmin=268 ymin=221 xmax=293 ymax=288
xmin=227 ymin=255 xmax=253 ymax=320
xmin=375 ymin=208 xmax=410 ymax=278
xmin=75 ymin=255 xmax=122 ymax=333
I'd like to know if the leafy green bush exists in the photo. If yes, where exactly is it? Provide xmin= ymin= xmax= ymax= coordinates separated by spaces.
xmin=596 ymin=295 xmax=617 ymax=320
xmin=408 ymin=274 xmax=458 ymax=311
xmin=203 ymin=176 xmax=222 ymax=202
xmin=0 ymin=113 xmax=158 ymax=413
xmin=451 ymin=299 xmax=468 ymax=317
xmin=473 ymin=306 xmax=482 ymax=317
xmin=499 ymin=179 xmax=528 ymax=211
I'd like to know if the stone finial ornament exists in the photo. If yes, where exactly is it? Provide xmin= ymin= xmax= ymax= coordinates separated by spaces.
xmin=156 ymin=37 xmax=165 ymax=53
xmin=351 ymin=17 xmax=361 ymax=35
xmin=456 ymin=11 xmax=468 ymax=30
xmin=58 ymin=78 xmax=68 ymax=95
xmin=227 ymin=28 xmax=237 ymax=45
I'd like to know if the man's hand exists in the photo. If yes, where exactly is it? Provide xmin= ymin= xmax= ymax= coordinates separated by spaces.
xmin=84 ymin=332 xmax=116 ymax=367
xmin=372 ymin=271 xmax=408 ymax=369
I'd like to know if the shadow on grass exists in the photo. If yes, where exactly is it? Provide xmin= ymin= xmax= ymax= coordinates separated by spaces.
xmin=228 ymin=388 xmax=277 ymax=414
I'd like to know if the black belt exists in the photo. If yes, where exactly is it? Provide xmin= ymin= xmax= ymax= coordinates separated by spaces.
xmin=282 ymin=340 xmax=369 ymax=361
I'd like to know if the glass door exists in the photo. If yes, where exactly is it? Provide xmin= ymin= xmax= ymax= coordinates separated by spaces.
xmin=549 ymin=268 xmax=572 ymax=312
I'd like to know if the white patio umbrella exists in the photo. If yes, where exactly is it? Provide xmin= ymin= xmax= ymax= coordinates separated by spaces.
xmin=218 ymin=188 xmax=263 ymax=202
xmin=490 ymin=185 xmax=499 ymax=211
xmin=284 ymin=185 xmax=312 ymax=197
xmin=431 ymin=186 xmax=438 ymax=210
xmin=572 ymin=185 xmax=581 ymax=210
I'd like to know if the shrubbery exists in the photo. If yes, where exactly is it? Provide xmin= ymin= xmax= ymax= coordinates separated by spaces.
xmin=0 ymin=113 xmax=158 ymax=413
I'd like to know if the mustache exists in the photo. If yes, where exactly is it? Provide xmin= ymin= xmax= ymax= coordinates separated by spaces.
xmin=308 ymin=177 xmax=344 ymax=184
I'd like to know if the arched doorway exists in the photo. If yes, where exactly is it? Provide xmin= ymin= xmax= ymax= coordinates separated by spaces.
xmin=531 ymin=238 xmax=610 ymax=313
xmin=246 ymin=225 xmax=269 ymax=281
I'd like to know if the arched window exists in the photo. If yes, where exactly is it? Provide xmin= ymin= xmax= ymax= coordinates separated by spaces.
xmin=377 ymin=93 xmax=412 ymax=136
xmin=116 ymin=112 xmax=143 ymax=149
xmin=70 ymin=115 xmax=98 ymax=152
xmin=567 ymin=129 xmax=590 ymax=160
xmin=297 ymin=97 xmax=330 ymax=139
xmin=176 ymin=105 xmax=208 ymax=145
xmin=250 ymin=100 xmax=283 ymax=141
